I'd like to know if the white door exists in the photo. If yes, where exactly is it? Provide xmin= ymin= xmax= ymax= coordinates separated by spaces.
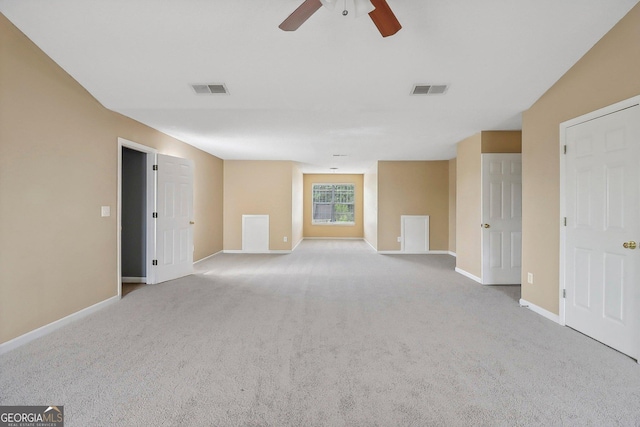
xmin=481 ymin=154 xmax=522 ymax=284
xmin=401 ymin=215 xmax=429 ymax=253
xmin=155 ymin=154 xmax=194 ymax=283
xmin=564 ymin=104 xmax=639 ymax=360
xmin=242 ymin=215 xmax=269 ymax=253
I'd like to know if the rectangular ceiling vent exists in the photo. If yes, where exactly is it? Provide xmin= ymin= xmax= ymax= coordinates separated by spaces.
xmin=411 ymin=84 xmax=448 ymax=95
xmin=191 ymin=83 xmax=229 ymax=95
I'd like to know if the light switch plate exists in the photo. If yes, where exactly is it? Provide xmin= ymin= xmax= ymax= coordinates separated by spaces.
xmin=101 ymin=206 xmax=111 ymax=217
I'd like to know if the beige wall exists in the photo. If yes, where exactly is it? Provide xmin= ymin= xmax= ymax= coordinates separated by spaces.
xmin=291 ymin=164 xmax=304 ymax=248
xmin=455 ymin=134 xmax=482 ymax=277
xmin=0 ymin=14 xmax=223 ymax=344
xmin=303 ymin=174 xmax=364 ymax=238
xmin=482 ymin=131 xmax=522 ymax=153
xmin=521 ymin=4 xmax=640 ymax=314
xmin=377 ymin=161 xmax=449 ymax=251
xmin=454 ymin=131 xmax=522 ymax=277
xmin=448 ymin=158 xmax=456 ymax=253
xmin=223 ymin=161 xmax=294 ymax=251
xmin=116 ymin=121 xmax=224 ymax=262
xmin=363 ymin=163 xmax=378 ymax=249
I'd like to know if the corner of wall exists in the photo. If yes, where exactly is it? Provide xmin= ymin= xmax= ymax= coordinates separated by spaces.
xmin=448 ymin=158 xmax=457 ymax=253
xmin=455 ymin=134 xmax=482 ymax=278
xmin=363 ymin=162 xmax=379 ymax=250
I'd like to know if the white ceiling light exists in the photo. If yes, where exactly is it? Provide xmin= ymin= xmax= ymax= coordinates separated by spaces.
xmin=321 ymin=0 xmax=374 ymax=17
xmin=353 ymin=0 xmax=375 ymax=17
xmin=319 ymin=0 xmax=337 ymax=10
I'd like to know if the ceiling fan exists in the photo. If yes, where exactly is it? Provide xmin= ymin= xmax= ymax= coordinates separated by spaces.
xmin=279 ymin=0 xmax=401 ymax=37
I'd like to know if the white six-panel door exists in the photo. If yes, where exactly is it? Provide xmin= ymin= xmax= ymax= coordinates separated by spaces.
xmin=155 ymin=154 xmax=194 ymax=283
xmin=481 ymin=154 xmax=522 ymax=284
xmin=564 ymin=103 xmax=639 ymax=360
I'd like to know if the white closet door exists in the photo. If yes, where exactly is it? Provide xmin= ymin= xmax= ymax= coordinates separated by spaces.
xmin=564 ymin=104 xmax=639 ymax=360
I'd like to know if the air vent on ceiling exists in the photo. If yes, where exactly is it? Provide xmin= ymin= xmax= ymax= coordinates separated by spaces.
xmin=411 ymin=84 xmax=448 ymax=95
xmin=191 ymin=83 xmax=229 ymax=95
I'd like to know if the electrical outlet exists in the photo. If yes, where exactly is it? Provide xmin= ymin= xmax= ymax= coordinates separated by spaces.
xmin=397 ymin=236 xmax=402 ymax=242
xmin=527 ymin=272 xmax=534 ymax=284
xmin=283 ymin=236 xmax=288 ymax=242
xmin=101 ymin=206 xmax=110 ymax=217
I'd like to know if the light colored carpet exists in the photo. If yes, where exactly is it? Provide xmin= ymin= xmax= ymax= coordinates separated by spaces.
xmin=1 ymin=240 xmax=639 ymax=426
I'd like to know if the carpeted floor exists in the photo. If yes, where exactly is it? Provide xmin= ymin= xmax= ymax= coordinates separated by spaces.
xmin=1 ymin=240 xmax=639 ymax=426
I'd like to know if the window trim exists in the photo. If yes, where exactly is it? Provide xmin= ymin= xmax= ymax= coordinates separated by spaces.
xmin=311 ymin=182 xmax=356 ymax=226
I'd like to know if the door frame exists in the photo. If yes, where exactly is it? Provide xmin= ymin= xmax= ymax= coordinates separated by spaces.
xmin=117 ymin=138 xmax=157 ymax=297
xmin=559 ymin=94 xmax=640 ymax=326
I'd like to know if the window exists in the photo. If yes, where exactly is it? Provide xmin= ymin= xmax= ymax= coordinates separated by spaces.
xmin=312 ymin=183 xmax=355 ymax=224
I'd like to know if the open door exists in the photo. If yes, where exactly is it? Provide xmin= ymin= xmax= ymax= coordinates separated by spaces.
xmin=155 ymin=154 xmax=194 ymax=283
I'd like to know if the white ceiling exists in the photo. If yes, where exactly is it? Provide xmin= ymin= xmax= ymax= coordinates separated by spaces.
xmin=2 ymin=0 xmax=637 ymax=173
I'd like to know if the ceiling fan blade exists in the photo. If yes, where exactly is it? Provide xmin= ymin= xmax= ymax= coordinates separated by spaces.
xmin=369 ymin=0 xmax=402 ymax=37
xmin=279 ymin=0 xmax=323 ymax=31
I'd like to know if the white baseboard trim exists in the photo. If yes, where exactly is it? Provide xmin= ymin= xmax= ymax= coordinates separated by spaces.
xmin=378 ymin=250 xmax=449 ymax=255
xmin=455 ymin=267 xmax=482 ymax=283
xmin=519 ymin=299 xmax=560 ymax=324
xmin=223 ymin=250 xmax=292 ymax=254
xmin=121 ymin=276 xmax=146 ymax=284
xmin=292 ymin=239 xmax=303 ymax=252
xmin=364 ymin=239 xmax=377 ymax=251
xmin=194 ymin=250 xmax=223 ymax=264
xmin=0 ymin=296 xmax=120 ymax=355
xmin=303 ymin=237 xmax=364 ymax=240
xmin=448 ymin=251 xmax=457 ymax=257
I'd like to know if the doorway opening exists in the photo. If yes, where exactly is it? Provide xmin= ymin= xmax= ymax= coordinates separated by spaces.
xmin=122 ymin=147 xmax=146 ymax=283
xmin=117 ymin=138 xmax=157 ymax=297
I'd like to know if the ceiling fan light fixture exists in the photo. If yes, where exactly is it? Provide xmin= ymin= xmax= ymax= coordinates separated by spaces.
xmin=353 ymin=0 xmax=375 ymax=17
xmin=319 ymin=0 xmax=337 ymax=10
xmin=279 ymin=0 xmax=400 ymax=37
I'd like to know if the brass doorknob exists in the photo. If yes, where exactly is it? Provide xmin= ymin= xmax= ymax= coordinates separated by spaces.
xmin=483 ymin=224 xmax=490 ymax=228
xmin=623 ymin=241 xmax=637 ymax=249
xmin=189 ymin=221 xmax=195 ymax=225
